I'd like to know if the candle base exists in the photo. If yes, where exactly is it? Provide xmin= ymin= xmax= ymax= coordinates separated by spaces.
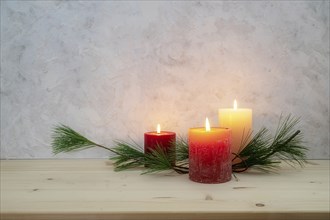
xmin=189 ymin=163 xmax=232 ymax=184
xmin=189 ymin=174 xmax=231 ymax=184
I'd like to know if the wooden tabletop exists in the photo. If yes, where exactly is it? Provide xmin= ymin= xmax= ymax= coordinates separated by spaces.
xmin=0 ymin=159 xmax=329 ymax=220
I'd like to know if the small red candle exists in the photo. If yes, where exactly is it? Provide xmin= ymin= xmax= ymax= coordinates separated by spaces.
xmin=144 ymin=124 xmax=176 ymax=155
xmin=189 ymin=118 xmax=232 ymax=184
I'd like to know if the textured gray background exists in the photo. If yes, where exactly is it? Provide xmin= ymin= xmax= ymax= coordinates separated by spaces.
xmin=1 ymin=1 xmax=329 ymax=159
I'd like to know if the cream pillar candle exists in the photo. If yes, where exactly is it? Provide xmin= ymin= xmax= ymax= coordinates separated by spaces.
xmin=218 ymin=100 xmax=252 ymax=157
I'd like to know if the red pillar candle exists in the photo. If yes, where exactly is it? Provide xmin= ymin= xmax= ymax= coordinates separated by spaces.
xmin=144 ymin=124 xmax=176 ymax=155
xmin=189 ymin=118 xmax=232 ymax=184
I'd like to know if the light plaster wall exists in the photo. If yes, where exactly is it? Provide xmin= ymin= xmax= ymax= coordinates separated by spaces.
xmin=1 ymin=1 xmax=329 ymax=159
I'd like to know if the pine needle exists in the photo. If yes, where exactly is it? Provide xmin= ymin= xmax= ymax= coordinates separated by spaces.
xmin=52 ymin=125 xmax=100 ymax=154
xmin=110 ymin=140 xmax=145 ymax=171
xmin=142 ymin=145 xmax=174 ymax=174
xmin=175 ymin=136 xmax=189 ymax=162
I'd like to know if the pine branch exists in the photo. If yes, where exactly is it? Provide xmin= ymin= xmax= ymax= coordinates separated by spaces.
xmin=110 ymin=140 xmax=145 ymax=171
xmin=175 ymin=136 xmax=189 ymax=163
xmin=52 ymin=125 xmax=113 ymax=154
xmin=141 ymin=145 xmax=174 ymax=174
xmin=51 ymin=125 xmax=187 ymax=174
xmin=51 ymin=114 xmax=308 ymax=174
xmin=232 ymin=115 xmax=308 ymax=172
xmin=111 ymin=142 xmax=188 ymax=174
xmin=51 ymin=125 xmax=145 ymax=170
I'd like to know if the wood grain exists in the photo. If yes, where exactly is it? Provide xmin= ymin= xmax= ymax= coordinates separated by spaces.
xmin=1 ymin=159 xmax=329 ymax=220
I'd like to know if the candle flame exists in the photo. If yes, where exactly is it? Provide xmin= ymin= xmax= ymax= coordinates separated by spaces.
xmin=156 ymin=124 xmax=161 ymax=134
xmin=205 ymin=117 xmax=211 ymax=132
xmin=234 ymin=99 xmax=238 ymax=110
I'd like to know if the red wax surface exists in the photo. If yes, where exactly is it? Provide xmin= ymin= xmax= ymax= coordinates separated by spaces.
xmin=144 ymin=131 xmax=176 ymax=155
xmin=189 ymin=127 xmax=232 ymax=184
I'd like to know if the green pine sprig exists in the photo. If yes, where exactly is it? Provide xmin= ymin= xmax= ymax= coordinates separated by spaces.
xmin=232 ymin=115 xmax=308 ymax=172
xmin=110 ymin=140 xmax=145 ymax=171
xmin=51 ymin=114 xmax=308 ymax=174
xmin=175 ymin=136 xmax=189 ymax=167
xmin=51 ymin=125 xmax=187 ymax=174
xmin=52 ymin=125 xmax=112 ymax=153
